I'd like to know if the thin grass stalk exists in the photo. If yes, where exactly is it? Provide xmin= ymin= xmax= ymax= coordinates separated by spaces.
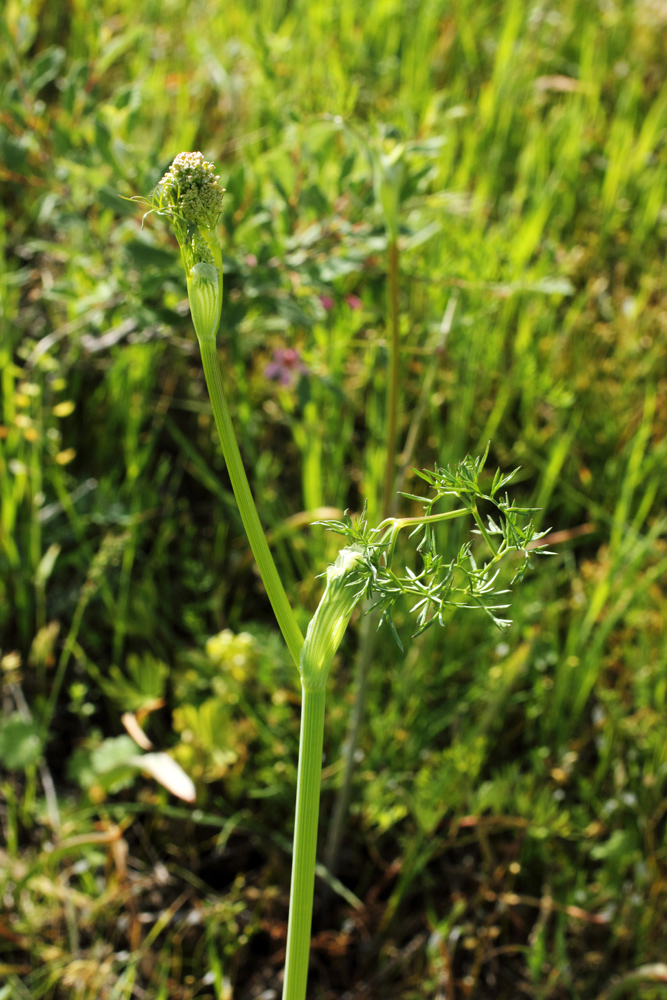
xmin=381 ymin=237 xmax=400 ymax=518
xmin=198 ymin=337 xmax=304 ymax=668
xmin=40 ymin=582 xmax=92 ymax=738
xmin=326 ymin=235 xmax=401 ymax=880
xmin=282 ymin=684 xmax=326 ymax=1000
xmin=393 ymin=292 xmax=458 ymax=514
xmin=323 ymin=602 xmax=377 ymax=883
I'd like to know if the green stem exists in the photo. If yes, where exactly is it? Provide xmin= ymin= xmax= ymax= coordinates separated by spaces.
xmin=379 ymin=507 xmax=470 ymax=566
xmin=381 ymin=237 xmax=400 ymax=519
xmin=471 ymin=502 xmax=498 ymax=556
xmin=198 ymin=337 xmax=304 ymax=668
xmin=283 ymin=684 xmax=326 ymax=1000
xmin=379 ymin=506 xmax=470 ymax=536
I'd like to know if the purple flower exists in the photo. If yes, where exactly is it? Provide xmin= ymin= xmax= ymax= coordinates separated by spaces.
xmin=319 ymin=294 xmax=334 ymax=311
xmin=264 ymin=348 xmax=308 ymax=386
xmin=346 ymin=294 xmax=363 ymax=310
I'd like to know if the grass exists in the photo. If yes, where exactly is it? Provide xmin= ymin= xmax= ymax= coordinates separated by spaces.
xmin=1 ymin=0 xmax=667 ymax=997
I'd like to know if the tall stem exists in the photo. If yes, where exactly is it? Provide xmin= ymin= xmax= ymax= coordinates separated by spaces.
xmin=283 ymin=684 xmax=326 ymax=1000
xmin=198 ymin=337 xmax=304 ymax=668
xmin=381 ymin=237 xmax=400 ymax=518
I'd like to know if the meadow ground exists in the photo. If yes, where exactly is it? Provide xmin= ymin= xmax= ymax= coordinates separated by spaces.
xmin=1 ymin=1 xmax=667 ymax=997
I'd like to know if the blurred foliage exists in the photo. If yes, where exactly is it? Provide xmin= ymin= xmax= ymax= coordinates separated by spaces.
xmin=1 ymin=0 xmax=667 ymax=997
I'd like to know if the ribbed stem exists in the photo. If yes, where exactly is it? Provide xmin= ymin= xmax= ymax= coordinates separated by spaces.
xmin=283 ymin=684 xmax=326 ymax=1000
xmin=198 ymin=337 xmax=304 ymax=668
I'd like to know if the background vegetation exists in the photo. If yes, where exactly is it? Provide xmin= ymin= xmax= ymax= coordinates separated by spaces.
xmin=1 ymin=0 xmax=667 ymax=997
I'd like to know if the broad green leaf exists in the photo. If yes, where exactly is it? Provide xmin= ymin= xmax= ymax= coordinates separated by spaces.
xmin=0 ymin=714 xmax=43 ymax=770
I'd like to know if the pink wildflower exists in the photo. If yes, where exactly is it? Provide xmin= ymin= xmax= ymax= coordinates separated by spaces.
xmin=265 ymin=348 xmax=308 ymax=386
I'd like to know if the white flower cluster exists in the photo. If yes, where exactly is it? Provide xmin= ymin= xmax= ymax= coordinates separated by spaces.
xmin=160 ymin=151 xmax=225 ymax=228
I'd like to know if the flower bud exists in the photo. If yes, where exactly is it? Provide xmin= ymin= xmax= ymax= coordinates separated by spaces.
xmin=299 ymin=546 xmax=367 ymax=690
xmin=187 ymin=262 xmax=221 ymax=343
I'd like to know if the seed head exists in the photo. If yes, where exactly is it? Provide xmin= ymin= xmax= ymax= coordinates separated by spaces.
xmin=160 ymin=151 xmax=225 ymax=229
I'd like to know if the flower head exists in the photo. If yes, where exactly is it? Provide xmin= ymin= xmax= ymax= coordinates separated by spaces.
xmin=158 ymin=151 xmax=226 ymax=229
xmin=145 ymin=152 xmax=226 ymax=343
xmin=190 ymin=232 xmax=215 ymax=266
